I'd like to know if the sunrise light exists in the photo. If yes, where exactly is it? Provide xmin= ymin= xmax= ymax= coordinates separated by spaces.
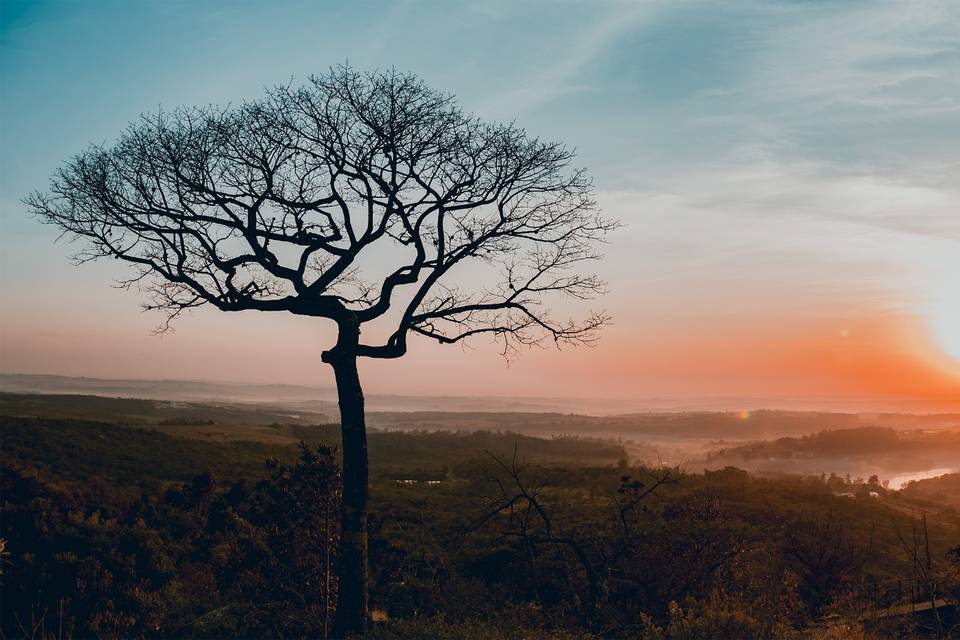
xmin=2 ymin=3 xmax=960 ymax=636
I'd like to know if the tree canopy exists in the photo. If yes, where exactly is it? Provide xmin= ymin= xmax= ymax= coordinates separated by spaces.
xmin=28 ymin=67 xmax=614 ymax=358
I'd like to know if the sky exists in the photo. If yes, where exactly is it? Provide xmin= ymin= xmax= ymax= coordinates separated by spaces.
xmin=1 ymin=0 xmax=959 ymax=409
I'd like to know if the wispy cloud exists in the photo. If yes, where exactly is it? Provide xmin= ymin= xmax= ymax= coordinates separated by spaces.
xmin=475 ymin=2 xmax=659 ymax=117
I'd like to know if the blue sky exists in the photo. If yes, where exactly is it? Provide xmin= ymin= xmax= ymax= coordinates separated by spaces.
xmin=1 ymin=0 xmax=958 ymax=403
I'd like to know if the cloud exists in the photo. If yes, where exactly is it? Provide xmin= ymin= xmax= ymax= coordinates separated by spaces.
xmin=474 ymin=2 xmax=660 ymax=117
xmin=596 ymin=152 xmax=959 ymax=320
xmin=725 ymin=1 xmax=960 ymax=170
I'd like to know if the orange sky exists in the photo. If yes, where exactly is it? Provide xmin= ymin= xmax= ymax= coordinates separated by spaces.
xmin=2 ymin=295 xmax=958 ymax=411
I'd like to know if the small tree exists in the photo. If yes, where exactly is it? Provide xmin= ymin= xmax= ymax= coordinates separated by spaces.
xmin=784 ymin=511 xmax=870 ymax=615
xmin=26 ymin=66 xmax=614 ymax=636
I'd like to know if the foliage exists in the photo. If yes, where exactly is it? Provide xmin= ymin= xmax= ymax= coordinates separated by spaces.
xmin=2 ymin=415 xmax=959 ymax=638
xmin=1 ymin=443 xmax=340 ymax=639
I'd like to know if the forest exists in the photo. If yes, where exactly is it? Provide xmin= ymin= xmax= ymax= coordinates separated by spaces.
xmin=2 ymin=405 xmax=959 ymax=639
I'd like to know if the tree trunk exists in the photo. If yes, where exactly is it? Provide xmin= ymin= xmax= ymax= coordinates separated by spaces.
xmin=324 ymin=320 xmax=369 ymax=638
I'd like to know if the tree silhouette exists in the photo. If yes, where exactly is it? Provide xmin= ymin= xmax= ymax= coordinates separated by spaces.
xmin=26 ymin=66 xmax=614 ymax=636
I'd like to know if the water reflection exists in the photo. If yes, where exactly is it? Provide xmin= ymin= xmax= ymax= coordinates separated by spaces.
xmin=887 ymin=467 xmax=958 ymax=489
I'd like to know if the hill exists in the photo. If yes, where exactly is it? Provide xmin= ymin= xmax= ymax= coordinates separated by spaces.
xmin=900 ymin=472 xmax=960 ymax=508
xmin=701 ymin=426 xmax=960 ymax=487
xmin=0 ymin=415 xmax=627 ymax=487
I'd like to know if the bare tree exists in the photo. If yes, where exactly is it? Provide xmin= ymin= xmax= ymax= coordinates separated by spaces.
xmin=468 ymin=451 xmax=675 ymax=632
xmin=25 ymin=66 xmax=615 ymax=636
xmin=896 ymin=514 xmax=950 ymax=639
xmin=783 ymin=510 xmax=872 ymax=615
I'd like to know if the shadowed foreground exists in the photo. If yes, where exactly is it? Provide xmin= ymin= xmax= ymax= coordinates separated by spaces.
xmin=2 ymin=414 xmax=959 ymax=639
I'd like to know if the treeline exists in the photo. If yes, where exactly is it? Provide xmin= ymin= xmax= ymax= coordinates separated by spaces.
xmin=708 ymin=426 xmax=960 ymax=461
xmin=0 ymin=392 xmax=328 ymax=427
xmin=290 ymin=424 xmax=628 ymax=471
xmin=1 ymin=417 xmax=295 ymax=486
xmin=1 ymin=418 xmax=626 ymax=488
xmin=368 ymin=409 xmax=867 ymax=440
